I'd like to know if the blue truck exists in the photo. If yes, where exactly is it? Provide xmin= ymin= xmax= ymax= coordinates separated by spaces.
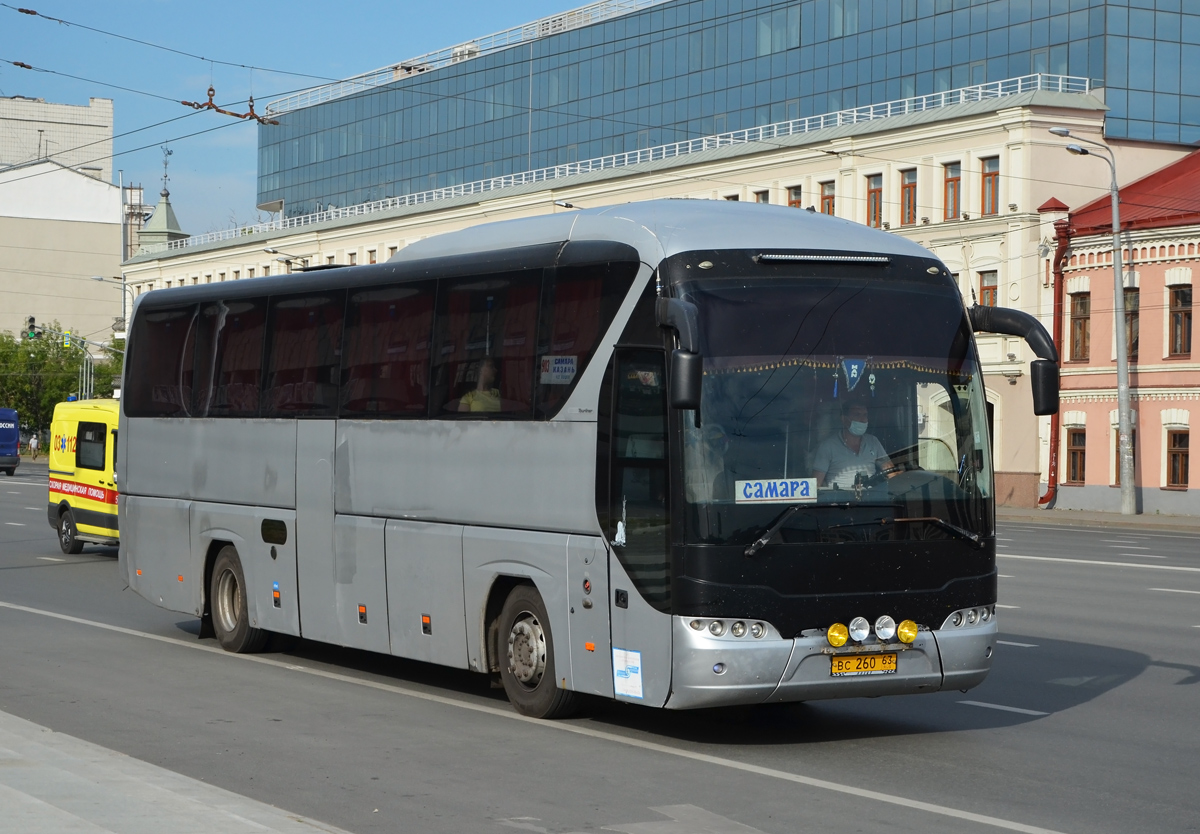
xmin=0 ymin=408 xmax=19 ymax=476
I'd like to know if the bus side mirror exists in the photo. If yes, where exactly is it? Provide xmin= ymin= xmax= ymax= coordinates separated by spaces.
xmin=1030 ymin=359 xmax=1059 ymax=416
xmin=670 ymin=349 xmax=702 ymax=410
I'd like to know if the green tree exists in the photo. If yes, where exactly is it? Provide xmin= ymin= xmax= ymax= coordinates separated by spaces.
xmin=0 ymin=322 xmax=125 ymax=437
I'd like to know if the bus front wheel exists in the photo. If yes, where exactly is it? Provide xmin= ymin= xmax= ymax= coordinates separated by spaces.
xmin=497 ymin=584 xmax=578 ymax=719
xmin=58 ymin=509 xmax=84 ymax=555
xmin=210 ymin=546 xmax=268 ymax=654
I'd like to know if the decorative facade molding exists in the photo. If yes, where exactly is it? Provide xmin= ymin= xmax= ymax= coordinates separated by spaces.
xmin=1066 ymin=275 xmax=1090 ymax=295
xmin=1161 ymin=408 xmax=1190 ymax=428
xmin=1164 ymin=266 xmax=1193 ymax=286
xmin=1063 ymin=410 xmax=1087 ymax=427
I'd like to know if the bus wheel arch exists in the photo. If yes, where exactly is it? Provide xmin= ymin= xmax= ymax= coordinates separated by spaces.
xmin=208 ymin=543 xmax=268 ymax=653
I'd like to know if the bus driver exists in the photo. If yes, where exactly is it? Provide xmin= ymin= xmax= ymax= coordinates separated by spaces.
xmin=812 ymin=402 xmax=893 ymax=489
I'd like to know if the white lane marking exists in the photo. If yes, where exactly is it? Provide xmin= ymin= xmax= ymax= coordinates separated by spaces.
xmin=36 ymin=557 xmax=65 ymax=562
xmin=1101 ymin=540 xmax=1140 ymax=544
xmin=1149 ymin=588 xmax=1200 ymax=596
xmin=6 ymin=491 xmax=19 ymax=494
xmin=1122 ymin=553 xmax=1166 ymax=559
xmin=996 ymin=640 xmax=1038 ymax=648
xmin=1000 ymin=554 xmax=1200 ymax=573
xmin=998 ymin=538 xmax=1014 ymax=542
xmin=998 ymin=575 xmax=1014 ymax=578
xmin=959 ymin=701 xmax=1048 ymax=717
xmin=4 ymin=522 xmax=25 ymax=526
xmin=996 ymin=604 xmax=1020 ymax=609
xmin=24 ymin=507 xmax=40 ymax=511
xmin=0 ymin=601 xmax=1070 ymax=834
xmin=1109 ymin=545 xmax=1150 ymax=550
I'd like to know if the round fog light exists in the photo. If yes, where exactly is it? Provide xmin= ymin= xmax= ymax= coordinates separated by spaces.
xmin=980 ymin=607 xmax=990 ymax=622
xmin=750 ymin=622 xmax=765 ymax=639
xmin=897 ymin=619 xmax=919 ymax=644
xmin=966 ymin=609 xmax=978 ymax=625
xmin=848 ymin=616 xmax=871 ymax=642
xmin=952 ymin=612 xmax=963 ymax=627
xmin=689 ymin=619 xmax=704 ymax=631
xmin=709 ymin=620 xmax=726 ymax=636
xmin=875 ymin=615 xmax=897 ymax=641
xmin=730 ymin=621 xmax=747 ymax=638
xmin=827 ymin=623 xmax=849 ymax=647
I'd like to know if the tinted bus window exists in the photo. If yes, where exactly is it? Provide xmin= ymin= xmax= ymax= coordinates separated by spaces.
xmin=263 ymin=292 xmax=346 ymax=417
xmin=193 ymin=299 xmax=267 ymax=417
xmin=341 ymin=283 xmax=435 ymax=417
xmin=536 ymin=261 xmax=638 ymax=418
xmin=432 ymin=271 xmax=541 ymax=417
xmin=125 ymin=305 xmax=197 ymax=417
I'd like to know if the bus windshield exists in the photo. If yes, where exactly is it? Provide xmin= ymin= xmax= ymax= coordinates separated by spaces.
xmin=677 ymin=273 xmax=992 ymax=547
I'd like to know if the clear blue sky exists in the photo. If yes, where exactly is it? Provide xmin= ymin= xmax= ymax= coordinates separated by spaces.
xmin=0 ymin=0 xmax=572 ymax=234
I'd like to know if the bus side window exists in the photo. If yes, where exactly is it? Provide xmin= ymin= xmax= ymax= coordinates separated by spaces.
xmin=535 ymin=261 xmax=637 ymax=419
xmin=76 ymin=421 xmax=106 ymax=471
xmin=341 ymin=282 xmax=436 ymax=417
xmin=608 ymin=349 xmax=670 ymax=611
xmin=194 ymin=299 xmax=268 ymax=417
xmin=124 ymin=305 xmax=198 ymax=418
xmin=262 ymin=291 xmax=346 ymax=417
xmin=431 ymin=271 xmax=541 ymax=417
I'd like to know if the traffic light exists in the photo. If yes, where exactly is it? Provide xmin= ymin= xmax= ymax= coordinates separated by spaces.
xmin=24 ymin=316 xmax=39 ymax=339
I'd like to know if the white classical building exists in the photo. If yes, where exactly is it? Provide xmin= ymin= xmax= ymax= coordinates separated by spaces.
xmin=122 ymin=79 xmax=1190 ymax=505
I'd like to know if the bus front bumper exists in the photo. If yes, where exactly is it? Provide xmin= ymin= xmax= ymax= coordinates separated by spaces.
xmin=665 ymin=615 xmax=996 ymax=709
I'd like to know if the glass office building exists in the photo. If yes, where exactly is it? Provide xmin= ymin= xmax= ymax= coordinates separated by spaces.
xmin=257 ymin=0 xmax=1198 ymax=217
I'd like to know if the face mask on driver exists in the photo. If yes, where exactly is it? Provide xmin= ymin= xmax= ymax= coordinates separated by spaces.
xmin=848 ymin=420 xmax=868 ymax=437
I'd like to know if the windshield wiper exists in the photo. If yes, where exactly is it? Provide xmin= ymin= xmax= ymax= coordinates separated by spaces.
xmin=826 ymin=516 xmax=984 ymax=548
xmin=744 ymin=505 xmax=809 ymax=557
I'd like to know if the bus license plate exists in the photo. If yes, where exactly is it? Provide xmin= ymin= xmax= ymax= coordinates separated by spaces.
xmin=831 ymin=653 xmax=897 ymax=677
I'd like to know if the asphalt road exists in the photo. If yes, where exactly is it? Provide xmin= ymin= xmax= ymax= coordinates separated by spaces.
xmin=1 ymin=470 xmax=1197 ymax=834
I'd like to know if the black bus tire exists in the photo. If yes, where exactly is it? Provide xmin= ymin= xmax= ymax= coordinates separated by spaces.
xmin=58 ymin=509 xmax=84 ymax=555
xmin=209 ymin=546 xmax=268 ymax=654
xmin=497 ymin=584 xmax=578 ymax=719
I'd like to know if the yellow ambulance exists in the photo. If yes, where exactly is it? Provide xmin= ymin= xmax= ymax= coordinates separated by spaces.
xmin=47 ymin=399 xmax=120 ymax=553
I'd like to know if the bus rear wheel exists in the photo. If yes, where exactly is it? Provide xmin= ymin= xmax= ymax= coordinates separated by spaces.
xmin=210 ymin=546 xmax=268 ymax=653
xmin=497 ymin=585 xmax=577 ymax=719
xmin=58 ymin=509 xmax=84 ymax=555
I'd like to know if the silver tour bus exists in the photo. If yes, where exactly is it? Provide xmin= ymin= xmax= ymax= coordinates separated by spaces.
xmin=118 ymin=199 xmax=1058 ymax=718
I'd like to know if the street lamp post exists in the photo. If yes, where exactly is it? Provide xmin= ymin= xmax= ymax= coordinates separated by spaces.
xmin=91 ymin=275 xmax=135 ymax=335
xmin=1049 ymin=127 xmax=1137 ymax=514
xmin=263 ymin=247 xmax=308 ymax=272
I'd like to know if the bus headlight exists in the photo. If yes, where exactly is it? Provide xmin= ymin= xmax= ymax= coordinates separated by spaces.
xmin=848 ymin=616 xmax=871 ymax=642
xmin=897 ymin=620 xmax=919 ymax=644
xmin=827 ymin=623 xmax=849 ymax=647
xmin=874 ymin=615 xmax=897 ymax=641
xmin=730 ymin=621 xmax=747 ymax=638
xmin=708 ymin=620 xmax=726 ymax=636
xmin=749 ymin=622 xmax=765 ymax=639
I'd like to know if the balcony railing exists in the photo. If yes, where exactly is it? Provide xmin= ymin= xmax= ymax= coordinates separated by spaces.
xmin=143 ymin=74 xmax=1091 ymax=257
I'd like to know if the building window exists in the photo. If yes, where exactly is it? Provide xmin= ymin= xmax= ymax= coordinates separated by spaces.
xmin=754 ymin=190 xmax=769 ymax=204
xmin=262 ymin=266 xmax=270 ymax=277
xmin=820 ymin=181 xmax=835 ymax=215
xmin=981 ymin=157 xmax=1000 ymax=216
xmin=1066 ymin=429 xmax=1086 ymax=484
xmin=326 ymin=255 xmax=335 ymax=265
xmin=348 ymin=252 xmax=357 ymax=266
xmin=944 ymin=163 xmax=961 ymax=220
xmin=218 ymin=272 xmax=225 ymax=282
xmin=724 ymin=194 xmax=739 ymax=201
xmin=247 ymin=268 xmax=255 ymax=279
xmin=1167 ymin=430 xmax=1189 ymax=488
xmin=1114 ymin=429 xmax=1136 ymax=486
xmin=1124 ymin=287 xmax=1139 ymax=361
xmin=1170 ymin=287 xmax=1192 ymax=356
xmin=979 ymin=271 xmax=999 ymax=307
xmin=866 ymin=174 xmax=882 ymax=228
xmin=232 ymin=270 xmax=240 ymax=280
xmin=900 ymin=169 xmax=917 ymax=226
xmin=787 ymin=186 xmax=802 ymax=208
xmin=368 ymin=250 xmax=377 ymax=265
xmin=1070 ymin=293 xmax=1090 ymax=361
xmin=387 ymin=245 xmax=398 ymax=258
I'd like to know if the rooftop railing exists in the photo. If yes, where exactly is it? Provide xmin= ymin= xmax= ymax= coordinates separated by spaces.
xmin=145 ymin=74 xmax=1091 ymax=256
xmin=265 ymin=0 xmax=667 ymax=117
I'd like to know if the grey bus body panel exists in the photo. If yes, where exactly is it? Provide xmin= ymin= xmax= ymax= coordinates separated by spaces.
xmin=932 ymin=620 xmax=997 ymax=690
xmin=190 ymin=501 xmax=300 ymax=637
xmin=123 ymin=418 xmax=297 ymax=508
xmin=121 ymin=495 xmax=195 ymax=615
xmin=565 ymin=535 xmax=613 ymax=698
xmin=335 ymin=420 xmax=601 ymax=534
xmin=461 ymin=526 xmax=574 ymax=689
xmin=384 ymin=519 xmax=468 ymax=668
xmin=608 ymin=551 xmax=672 ymax=708
xmin=328 ymin=515 xmax=392 ymax=653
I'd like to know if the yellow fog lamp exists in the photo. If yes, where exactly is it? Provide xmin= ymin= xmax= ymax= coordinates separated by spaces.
xmin=897 ymin=619 xmax=919 ymax=644
xmin=827 ymin=623 xmax=849 ymax=647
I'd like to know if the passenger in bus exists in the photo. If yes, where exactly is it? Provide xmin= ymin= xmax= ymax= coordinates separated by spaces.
xmin=458 ymin=356 xmax=502 ymax=412
xmin=812 ymin=402 xmax=892 ymax=489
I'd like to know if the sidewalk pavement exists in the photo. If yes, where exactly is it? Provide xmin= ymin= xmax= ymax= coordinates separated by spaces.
xmin=997 ymin=504 xmax=1200 ymax=534
xmin=0 ymin=709 xmax=351 ymax=834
